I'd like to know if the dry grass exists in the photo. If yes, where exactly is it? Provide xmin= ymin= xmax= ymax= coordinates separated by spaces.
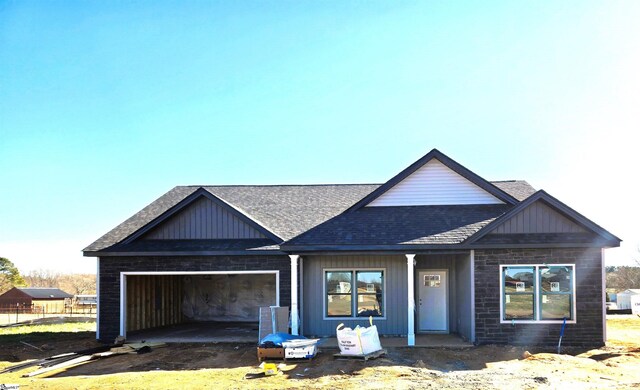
xmin=605 ymin=314 xmax=640 ymax=348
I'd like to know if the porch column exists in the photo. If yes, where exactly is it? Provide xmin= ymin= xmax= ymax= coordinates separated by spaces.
xmin=406 ymin=254 xmax=416 ymax=346
xmin=290 ymin=255 xmax=300 ymax=335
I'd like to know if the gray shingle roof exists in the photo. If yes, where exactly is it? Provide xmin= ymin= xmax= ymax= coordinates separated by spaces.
xmin=283 ymin=204 xmax=511 ymax=247
xmin=201 ymin=185 xmax=380 ymax=241
xmin=18 ymin=288 xmax=73 ymax=299
xmin=491 ymin=180 xmax=536 ymax=201
xmin=84 ymin=180 xmax=535 ymax=253
xmin=84 ymin=184 xmax=380 ymax=252
xmin=84 ymin=186 xmax=200 ymax=252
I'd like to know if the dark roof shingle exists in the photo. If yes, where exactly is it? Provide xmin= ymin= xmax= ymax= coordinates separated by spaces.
xmin=84 ymin=184 xmax=379 ymax=252
xmin=84 ymin=180 xmax=533 ymax=253
xmin=18 ymin=288 xmax=73 ymax=299
xmin=491 ymin=180 xmax=536 ymax=201
xmin=283 ymin=204 xmax=511 ymax=247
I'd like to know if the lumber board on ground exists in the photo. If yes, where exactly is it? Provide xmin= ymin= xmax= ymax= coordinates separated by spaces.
xmin=23 ymin=346 xmax=139 ymax=377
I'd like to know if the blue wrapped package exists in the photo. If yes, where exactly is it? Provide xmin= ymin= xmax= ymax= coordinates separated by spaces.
xmin=259 ymin=332 xmax=307 ymax=348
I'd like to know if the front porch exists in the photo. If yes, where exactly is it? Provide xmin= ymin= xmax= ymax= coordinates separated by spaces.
xmin=293 ymin=251 xmax=476 ymax=346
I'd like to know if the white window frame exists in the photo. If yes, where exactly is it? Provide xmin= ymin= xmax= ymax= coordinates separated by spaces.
xmin=499 ymin=264 xmax=577 ymax=324
xmin=323 ymin=268 xmax=387 ymax=321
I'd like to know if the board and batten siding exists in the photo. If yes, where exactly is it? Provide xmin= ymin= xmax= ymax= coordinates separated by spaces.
xmin=302 ymin=255 xmax=407 ymax=337
xmin=454 ymin=255 xmax=473 ymax=341
xmin=143 ymin=196 xmax=266 ymax=240
xmin=489 ymin=200 xmax=586 ymax=234
xmin=368 ymin=159 xmax=503 ymax=206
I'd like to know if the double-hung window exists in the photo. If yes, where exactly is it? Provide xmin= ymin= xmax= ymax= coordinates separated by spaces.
xmin=501 ymin=264 xmax=575 ymax=323
xmin=325 ymin=270 xmax=384 ymax=318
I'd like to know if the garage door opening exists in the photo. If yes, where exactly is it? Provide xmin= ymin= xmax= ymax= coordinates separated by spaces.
xmin=120 ymin=271 xmax=279 ymax=342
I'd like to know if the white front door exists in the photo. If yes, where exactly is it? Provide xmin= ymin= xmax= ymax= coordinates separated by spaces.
xmin=418 ymin=270 xmax=448 ymax=332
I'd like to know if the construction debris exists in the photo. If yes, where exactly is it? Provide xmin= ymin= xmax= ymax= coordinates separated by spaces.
xmin=0 ymin=342 xmax=167 ymax=377
xmin=20 ymin=340 xmax=44 ymax=351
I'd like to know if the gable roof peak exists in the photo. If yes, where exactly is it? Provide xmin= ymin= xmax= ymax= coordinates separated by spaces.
xmin=465 ymin=189 xmax=622 ymax=245
xmin=346 ymin=148 xmax=519 ymax=211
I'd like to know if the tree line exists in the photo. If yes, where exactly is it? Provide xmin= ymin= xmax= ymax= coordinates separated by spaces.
xmin=0 ymin=257 xmax=96 ymax=296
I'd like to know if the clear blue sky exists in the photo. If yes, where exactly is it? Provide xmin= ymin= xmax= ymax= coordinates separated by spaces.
xmin=1 ymin=1 xmax=638 ymax=273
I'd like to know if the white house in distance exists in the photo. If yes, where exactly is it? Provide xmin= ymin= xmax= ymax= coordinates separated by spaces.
xmin=616 ymin=289 xmax=640 ymax=314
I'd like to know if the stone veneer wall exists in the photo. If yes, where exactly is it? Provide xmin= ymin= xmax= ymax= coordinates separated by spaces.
xmin=97 ymin=255 xmax=291 ymax=342
xmin=474 ymin=248 xmax=603 ymax=347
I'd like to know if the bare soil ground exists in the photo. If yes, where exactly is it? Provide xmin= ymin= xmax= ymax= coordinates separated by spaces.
xmin=1 ymin=316 xmax=639 ymax=389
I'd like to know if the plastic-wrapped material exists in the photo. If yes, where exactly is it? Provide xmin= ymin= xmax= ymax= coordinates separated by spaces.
xmin=259 ymin=332 xmax=307 ymax=347
xmin=182 ymin=274 xmax=276 ymax=321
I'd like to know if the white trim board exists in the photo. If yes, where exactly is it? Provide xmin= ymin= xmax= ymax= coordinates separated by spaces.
xmin=119 ymin=270 xmax=280 ymax=338
xmin=470 ymin=250 xmax=476 ymax=343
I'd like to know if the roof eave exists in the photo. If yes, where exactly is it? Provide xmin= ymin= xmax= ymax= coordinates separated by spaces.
xmin=83 ymin=249 xmax=287 ymax=257
xmin=281 ymin=241 xmax=619 ymax=253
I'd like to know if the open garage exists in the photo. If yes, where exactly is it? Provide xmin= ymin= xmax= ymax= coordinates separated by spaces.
xmin=121 ymin=271 xmax=279 ymax=342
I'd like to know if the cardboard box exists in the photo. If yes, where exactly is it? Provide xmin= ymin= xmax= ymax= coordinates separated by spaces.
xmin=257 ymin=347 xmax=284 ymax=361
xmin=284 ymin=344 xmax=317 ymax=359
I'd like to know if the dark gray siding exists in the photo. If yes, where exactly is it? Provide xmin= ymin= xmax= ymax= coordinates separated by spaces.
xmin=474 ymin=248 xmax=603 ymax=347
xmin=97 ymin=255 xmax=290 ymax=342
xmin=301 ymin=255 xmax=407 ymax=337
xmin=143 ymin=197 xmax=266 ymax=240
xmin=490 ymin=201 xmax=586 ymax=234
xmin=455 ymin=254 xmax=473 ymax=341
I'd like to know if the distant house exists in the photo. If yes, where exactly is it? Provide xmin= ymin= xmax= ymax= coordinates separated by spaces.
xmin=617 ymin=289 xmax=640 ymax=314
xmin=84 ymin=148 xmax=620 ymax=347
xmin=0 ymin=287 xmax=73 ymax=313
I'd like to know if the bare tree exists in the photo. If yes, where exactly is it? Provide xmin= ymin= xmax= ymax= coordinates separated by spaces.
xmin=609 ymin=266 xmax=640 ymax=290
xmin=59 ymin=274 xmax=96 ymax=295
xmin=23 ymin=269 xmax=62 ymax=288
xmin=22 ymin=269 xmax=96 ymax=295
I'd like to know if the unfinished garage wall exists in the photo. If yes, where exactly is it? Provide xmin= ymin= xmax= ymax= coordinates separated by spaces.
xmin=182 ymin=274 xmax=276 ymax=322
xmin=126 ymin=275 xmax=183 ymax=332
xmin=98 ymin=255 xmax=290 ymax=342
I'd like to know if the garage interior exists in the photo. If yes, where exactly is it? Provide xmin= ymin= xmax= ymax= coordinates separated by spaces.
xmin=123 ymin=272 xmax=278 ymax=342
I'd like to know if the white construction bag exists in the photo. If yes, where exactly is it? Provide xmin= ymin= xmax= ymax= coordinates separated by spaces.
xmin=336 ymin=317 xmax=382 ymax=355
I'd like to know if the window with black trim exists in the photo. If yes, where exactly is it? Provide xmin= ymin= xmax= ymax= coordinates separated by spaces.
xmin=501 ymin=265 xmax=574 ymax=322
xmin=326 ymin=270 xmax=383 ymax=317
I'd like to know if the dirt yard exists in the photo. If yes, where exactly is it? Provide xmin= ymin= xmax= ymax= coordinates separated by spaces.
xmin=1 ymin=316 xmax=639 ymax=389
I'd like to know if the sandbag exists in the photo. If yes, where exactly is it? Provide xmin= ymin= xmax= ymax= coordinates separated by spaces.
xmin=336 ymin=317 xmax=382 ymax=355
xmin=336 ymin=324 xmax=362 ymax=355
xmin=358 ymin=323 xmax=382 ymax=355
